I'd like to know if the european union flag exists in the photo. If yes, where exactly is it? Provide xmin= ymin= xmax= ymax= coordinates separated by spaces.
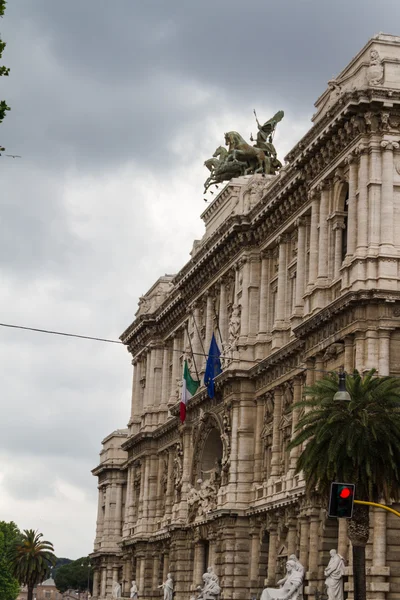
xmin=204 ymin=333 xmax=222 ymax=398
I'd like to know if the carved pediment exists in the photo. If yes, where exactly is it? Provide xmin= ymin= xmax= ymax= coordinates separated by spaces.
xmin=135 ymin=276 xmax=175 ymax=318
xmin=313 ymin=35 xmax=400 ymax=124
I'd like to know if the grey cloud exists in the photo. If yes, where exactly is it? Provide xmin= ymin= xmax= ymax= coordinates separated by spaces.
xmin=3 ymin=0 xmax=398 ymax=173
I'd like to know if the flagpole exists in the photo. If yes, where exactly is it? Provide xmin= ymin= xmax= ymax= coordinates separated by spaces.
xmin=213 ymin=306 xmax=224 ymax=352
xmin=191 ymin=309 xmax=207 ymax=364
xmin=185 ymin=321 xmax=200 ymax=383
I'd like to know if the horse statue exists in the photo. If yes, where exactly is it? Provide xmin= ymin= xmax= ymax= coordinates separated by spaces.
xmin=224 ymin=131 xmax=271 ymax=175
xmin=204 ymin=146 xmax=228 ymax=173
xmin=203 ymin=145 xmax=246 ymax=193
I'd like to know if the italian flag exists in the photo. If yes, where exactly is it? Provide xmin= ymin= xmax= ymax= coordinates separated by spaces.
xmin=180 ymin=360 xmax=200 ymax=423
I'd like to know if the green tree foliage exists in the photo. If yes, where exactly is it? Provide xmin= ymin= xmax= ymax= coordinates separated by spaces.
xmin=53 ymin=556 xmax=73 ymax=578
xmin=0 ymin=521 xmax=20 ymax=600
xmin=0 ymin=0 xmax=10 ymax=124
xmin=54 ymin=557 xmax=92 ymax=594
xmin=288 ymin=369 xmax=400 ymax=600
xmin=8 ymin=529 xmax=56 ymax=600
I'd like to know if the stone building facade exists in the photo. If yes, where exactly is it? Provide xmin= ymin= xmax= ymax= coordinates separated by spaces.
xmin=91 ymin=34 xmax=400 ymax=600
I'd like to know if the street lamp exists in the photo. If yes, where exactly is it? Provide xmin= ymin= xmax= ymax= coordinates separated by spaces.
xmin=333 ymin=372 xmax=351 ymax=402
xmin=81 ymin=561 xmax=91 ymax=599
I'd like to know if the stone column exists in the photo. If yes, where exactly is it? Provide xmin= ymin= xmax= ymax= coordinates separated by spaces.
xmin=130 ymin=360 xmax=140 ymax=426
xmin=219 ymin=277 xmax=228 ymax=344
xmin=169 ymin=333 xmax=181 ymax=405
xmin=287 ymin=517 xmax=297 ymax=556
xmin=95 ymin=487 xmax=104 ymax=548
xmin=191 ymin=303 xmax=202 ymax=368
xmin=239 ymin=258 xmax=250 ymax=339
xmin=250 ymin=526 xmax=261 ymax=584
xmin=165 ymin=449 xmax=174 ymax=518
xmin=308 ymin=510 xmax=320 ymax=579
xmin=114 ymin=483 xmax=123 ymax=538
xmin=381 ymin=140 xmax=399 ymax=252
xmin=193 ymin=541 xmax=205 ymax=586
xmin=156 ymin=453 xmax=165 ymax=519
xmin=259 ymin=250 xmax=271 ymax=336
xmin=378 ymin=329 xmax=392 ymax=376
xmin=354 ymin=331 xmax=365 ymax=372
xmin=204 ymin=292 xmax=215 ymax=359
xmin=372 ymin=506 xmax=387 ymax=600
xmin=125 ymin=557 xmax=133 ymax=597
xmin=333 ymin=219 xmax=346 ymax=278
xmin=101 ymin=567 xmax=107 ymax=598
xmin=141 ymin=351 xmax=151 ymax=417
xmin=344 ymin=336 xmax=354 ymax=373
xmin=92 ymin=570 xmax=100 ymax=598
xmin=267 ymin=522 xmax=278 ymax=584
xmin=308 ymin=191 xmax=320 ymax=288
xmin=270 ymin=387 xmax=283 ymax=478
xmin=160 ymin=343 xmax=170 ymax=411
xmin=289 ymin=377 xmax=302 ymax=473
xmin=294 ymin=218 xmax=307 ymax=312
xmin=254 ymin=397 xmax=265 ymax=483
xmin=103 ymin=485 xmax=111 ymax=541
xmin=299 ymin=516 xmax=310 ymax=571
xmin=338 ymin=519 xmax=348 ymax=561
xmin=229 ymin=402 xmax=240 ymax=488
xmin=356 ymin=144 xmax=369 ymax=256
xmin=317 ymin=182 xmax=330 ymax=281
xmin=152 ymin=554 xmax=161 ymax=590
xmin=138 ymin=557 xmax=146 ymax=595
xmin=163 ymin=553 xmax=169 ymax=581
xmin=275 ymin=237 xmax=288 ymax=325
xmin=345 ymin=153 xmax=357 ymax=258
xmin=152 ymin=345 xmax=163 ymax=412
xmin=368 ymin=140 xmax=382 ymax=252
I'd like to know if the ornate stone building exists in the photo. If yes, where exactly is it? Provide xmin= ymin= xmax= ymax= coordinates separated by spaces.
xmin=91 ymin=34 xmax=400 ymax=600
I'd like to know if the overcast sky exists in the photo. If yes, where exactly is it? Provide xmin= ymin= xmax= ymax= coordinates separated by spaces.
xmin=1 ymin=0 xmax=400 ymax=560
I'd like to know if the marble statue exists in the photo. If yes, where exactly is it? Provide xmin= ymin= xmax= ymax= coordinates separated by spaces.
xmin=130 ymin=580 xmax=138 ymax=600
xmin=158 ymin=573 xmax=174 ymax=600
xmin=324 ymin=549 xmax=345 ymax=600
xmin=196 ymin=566 xmax=221 ymax=600
xmin=261 ymin=560 xmax=303 ymax=600
xmin=277 ymin=555 xmax=305 ymax=589
xmin=112 ymin=581 xmax=122 ymax=599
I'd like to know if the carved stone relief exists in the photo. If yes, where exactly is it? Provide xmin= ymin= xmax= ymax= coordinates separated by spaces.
xmin=367 ymin=49 xmax=384 ymax=86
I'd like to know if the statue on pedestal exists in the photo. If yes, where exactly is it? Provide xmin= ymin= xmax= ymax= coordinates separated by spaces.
xmin=130 ymin=580 xmax=138 ymax=600
xmin=261 ymin=560 xmax=303 ymax=600
xmin=158 ymin=573 xmax=174 ymax=600
xmin=196 ymin=566 xmax=221 ymax=600
xmin=276 ymin=555 xmax=304 ymax=596
xmin=324 ymin=549 xmax=345 ymax=600
xmin=112 ymin=581 xmax=122 ymax=599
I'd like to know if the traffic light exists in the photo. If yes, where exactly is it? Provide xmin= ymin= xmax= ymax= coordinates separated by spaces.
xmin=328 ymin=482 xmax=355 ymax=518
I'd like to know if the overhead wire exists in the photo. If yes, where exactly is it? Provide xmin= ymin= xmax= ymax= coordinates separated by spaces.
xmin=0 ymin=320 xmax=394 ymax=378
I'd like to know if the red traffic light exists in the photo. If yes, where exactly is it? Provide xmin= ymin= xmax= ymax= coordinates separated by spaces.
xmin=339 ymin=487 xmax=352 ymax=499
xmin=328 ymin=482 xmax=356 ymax=518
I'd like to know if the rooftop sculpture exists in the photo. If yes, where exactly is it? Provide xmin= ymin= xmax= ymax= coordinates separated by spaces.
xmin=203 ymin=110 xmax=284 ymax=193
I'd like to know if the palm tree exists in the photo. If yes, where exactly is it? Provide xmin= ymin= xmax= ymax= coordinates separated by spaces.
xmin=288 ymin=369 xmax=400 ymax=600
xmin=8 ymin=529 xmax=56 ymax=600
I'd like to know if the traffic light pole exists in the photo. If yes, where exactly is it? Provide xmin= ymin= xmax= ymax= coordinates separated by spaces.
xmin=354 ymin=500 xmax=400 ymax=518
